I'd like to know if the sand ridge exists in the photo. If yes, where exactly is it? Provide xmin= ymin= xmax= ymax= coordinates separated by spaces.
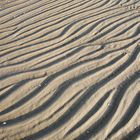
xmin=0 ymin=0 xmax=140 ymax=140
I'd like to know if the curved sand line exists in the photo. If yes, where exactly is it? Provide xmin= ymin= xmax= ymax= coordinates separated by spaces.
xmin=0 ymin=0 xmax=140 ymax=140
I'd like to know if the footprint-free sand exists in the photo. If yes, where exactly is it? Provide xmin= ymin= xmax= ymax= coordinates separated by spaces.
xmin=0 ymin=0 xmax=140 ymax=140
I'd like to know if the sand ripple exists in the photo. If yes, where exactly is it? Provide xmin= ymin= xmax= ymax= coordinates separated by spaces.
xmin=0 ymin=0 xmax=140 ymax=139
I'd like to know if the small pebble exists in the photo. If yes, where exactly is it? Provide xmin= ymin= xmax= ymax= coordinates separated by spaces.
xmin=3 ymin=122 xmax=6 ymax=125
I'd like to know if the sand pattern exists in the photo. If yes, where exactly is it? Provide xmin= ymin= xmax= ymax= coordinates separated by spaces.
xmin=0 ymin=0 xmax=140 ymax=140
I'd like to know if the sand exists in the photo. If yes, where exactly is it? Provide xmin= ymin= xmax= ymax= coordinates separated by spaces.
xmin=0 ymin=0 xmax=140 ymax=140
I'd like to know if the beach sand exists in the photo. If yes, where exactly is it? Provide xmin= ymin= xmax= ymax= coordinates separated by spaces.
xmin=0 ymin=0 xmax=140 ymax=139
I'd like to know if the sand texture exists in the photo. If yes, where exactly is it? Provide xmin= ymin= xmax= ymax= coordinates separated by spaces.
xmin=0 ymin=0 xmax=140 ymax=140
